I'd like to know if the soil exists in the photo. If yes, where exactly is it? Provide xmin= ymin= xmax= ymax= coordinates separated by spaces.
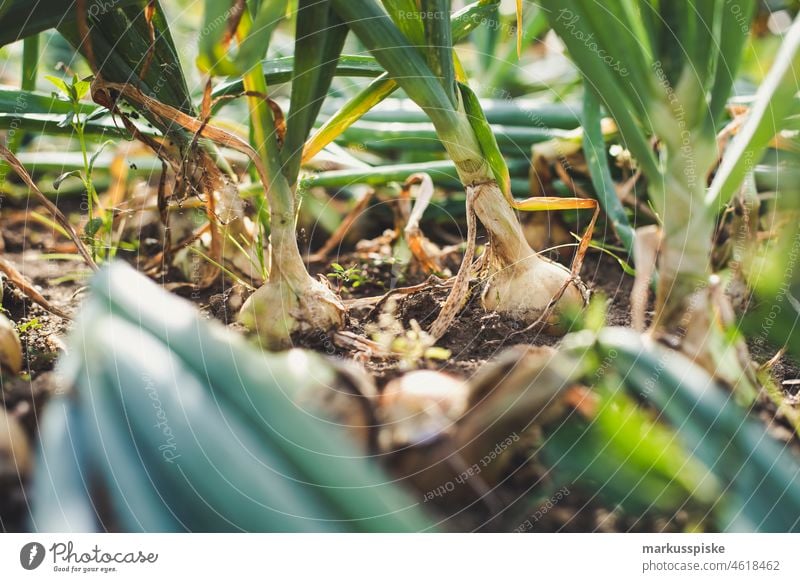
xmin=0 ymin=250 xmax=78 ymax=531
xmin=2 ymin=214 xmax=800 ymax=532
xmin=308 ymin=247 xmax=634 ymax=384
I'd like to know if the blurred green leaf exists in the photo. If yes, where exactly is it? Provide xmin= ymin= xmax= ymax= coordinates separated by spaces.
xmin=707 ymin=12 xmax=800 ymax=211
xmin=565 ymin=327 xmax=800 ymax=532
xmin=38 ymin=263 xmax=434 ymax=532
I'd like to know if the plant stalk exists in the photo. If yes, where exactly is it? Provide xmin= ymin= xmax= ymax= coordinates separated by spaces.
xmin=236 ymin=7 xmax=343 ymax=347
xmin=435 ymin=107 xmax=533 ymax=267
xmin=649 ymin=142 xmax=716 ymax=348
xmin=649 ymin=147 xmax=758 ymax=402
xmin=241 ymin=63 xmax=303 ymax=283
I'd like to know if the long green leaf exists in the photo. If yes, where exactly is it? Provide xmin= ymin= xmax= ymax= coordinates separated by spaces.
xmin=383 ymin=0 xmax=425 ymax=45
xmin=742 ymin=222 xmax=800 ymax=362
xmin=0 ymin=0 xmax=141 ymax=46
xmin=331 ymin=0 xmax=459 ymax=131
xmin=303 ymin=0 xmax=499 ymax=160
xmin=582 ymin=91 xmax=635 ymax=255
xmin=197 ymin=0 xmax=240 ymax=76
xmin=706 ymin=12 xmax=800 ymax=211
xmin=334 ymin=98 xmax=581 ymax=128
xmin=459 ymin=82 xmax=510 ymax=197
xmin=57 ymin=1 xmax=195 ymax=117
xmin=542 ymin=0 xmax=660 ymax=179
xmin=452 ymin=0 xmax=500 ymax=41
xmin=1 ymin=0 xmax=194 ymax=120
xmin=421 ymin=0 xmax=457 ymax=106
xmin=0 ymin=112 xmax=145 ymax=137
xmin=211 ymin=55 xmax=385 ymax=101
xmin=282 ymin=0 xmax=348 ymax=184
xmin=235 ymin=0 xmax=287 ymax=72
xmin=0 ymin=88 xmax=97 ymax=116
xmin=705 ymin=0 xmax=756 ymax=128
xmin=198 ymin=0 xmax=287 ymax=76
xmin=84 ymin=315 xmax=340 ymax=531
xmin=302 ymin=76 xmax=398 ymax=162
xmin=301 ymin=158 xmax=531 ymax=190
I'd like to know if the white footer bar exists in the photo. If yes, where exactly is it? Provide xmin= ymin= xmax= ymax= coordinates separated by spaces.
xmin=1 ymin=534 xmax=797 ymax=581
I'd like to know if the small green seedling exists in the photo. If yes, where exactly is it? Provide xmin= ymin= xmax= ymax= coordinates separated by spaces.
xmin=327 ymin=263 xmax=369 ymax=291
xmin=46 ymin=74 xmax=119 ymax=263
xmin=17 ymin=318 xmax=42 ymax=333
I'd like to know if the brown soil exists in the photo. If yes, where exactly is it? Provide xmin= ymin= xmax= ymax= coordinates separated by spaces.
xmin=306 ymin=246 xmax=633 ymax=381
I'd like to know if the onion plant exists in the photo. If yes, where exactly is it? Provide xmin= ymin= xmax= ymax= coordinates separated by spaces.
xmin=0 ymin=0 xmax=354 ymax=347
xmin=195 ymin=0 xmax=353 ymax=347
xmin=544 ymin=1 xmax=800 ymax=386
xmin=331 ymin=0 xmax=587 ymax=323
